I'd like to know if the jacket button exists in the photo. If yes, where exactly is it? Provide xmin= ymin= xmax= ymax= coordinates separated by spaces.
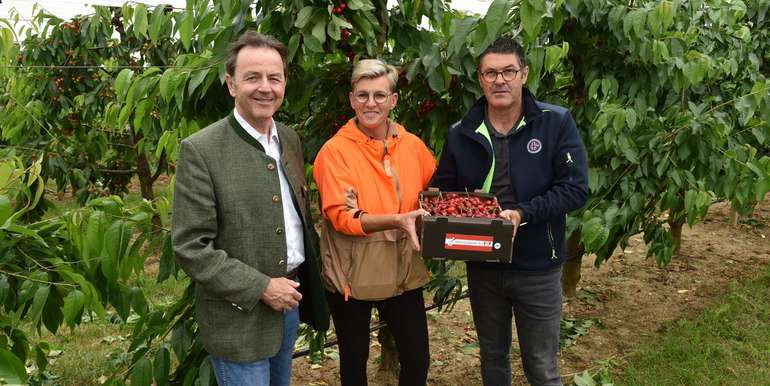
xmin=267 ymin=163 xmax=276 ymax=171
xmin=272 ymin=195 xmax=280 ymax=203
xmin=275 ymin=227 xmax=283 ymax=235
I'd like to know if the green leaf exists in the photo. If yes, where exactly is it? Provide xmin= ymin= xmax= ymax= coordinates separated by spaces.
xmin=618 ymin=135 xmax=639 ymax=163
xmin=131 ymin=357 xmax=154 ymax=386
xmin=346 ymin=0 xmax=374 ymax=11
xmin=427 ymin=66 xmax=446 ymax=93
xmin=658 ymin=0 xmax=675 ymax=29
xmin=158 ymin=233 xmax=176 ymax=282
xmin=582 ymin=218 xmax=609 ymax=252
xmin=483 ymin=0 xmax=510 ymax=41
xmin=0 ymin=194 xmax=11 ymax=225
xmin=684 ymin=189 xmax=696 ymax=224
xmin=199 ymin=356 xmax=213 ymax=386
xmin=588 ymin=79 xmax=601 ymax=100
xmin=130 ymin=287 xmax=149 ymax=316
xmin=623 ymin=9 xmax=646 ymax=39
xmin=149 ymin=4 xmax=166 ymax=42
xmin=63 ymin=289 xmax=86 ymax=328
xmin=287 ymin=34 xmax=300 ymax=62
xmin=188 ymin=68 xmax=209 ymax=97
xmin=520 ymin=0 xmax=543 ymax=41
xmin=751 ymin=127 xmax=765 ymax=144
xmin=573 ymin=370 xmax=597 ymax=386
xmin=311 ymin=17 xmax=327 ymax=45
xmin=179 ymin=13 xmax=193 ymax=51
xmin=612 ymin=110 xmax=625 ymax=130
xmin=0 ymin=275 xmax=9 ymax=305
xmin=733 ymin=25 xmax=750 ymax=41
xmin=114 ymin=69 xmax=135 ymax=101
xmin=0 ymin=161 xmax=14 ymax=188
xmin=154 ymin=347 xmax=171 ymax=386
xmin=625 ymin=108 xmax=637 ymax=129
xmin=134 ymin=99 xmax=152 ymax=132
xmin=295 ymin=6 xmax=315 ymax=28
xmin=28 ymin=285 xmax=51 ymax=330
xmin=133 ymin=3 xmax=149 ymax=40
xmin=159 ymin=70 xmax=175 ymax=102
xmin=105 ymin=220 xmax=132 ymax=282
xmin=544 ymin=45 xmax=562 ymax=72
xmin=42 ymin=290 xmax=63 ymax=334
xmin=303 ymin=34 xmax=323 ymax=53
xmin=0 ymin=348 xmax=28 ymax=384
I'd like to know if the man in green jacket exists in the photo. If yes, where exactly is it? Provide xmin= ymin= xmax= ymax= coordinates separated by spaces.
xmin=172 ymin=31 xmax=328 ymax=386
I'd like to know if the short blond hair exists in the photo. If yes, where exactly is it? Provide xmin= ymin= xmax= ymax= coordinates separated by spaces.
xmin=351 ymin=59 xmax=398 ymax=91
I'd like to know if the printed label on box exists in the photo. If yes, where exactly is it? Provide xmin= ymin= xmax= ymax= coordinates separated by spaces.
xmin=444 ymin=233 xmax=494 ymax=252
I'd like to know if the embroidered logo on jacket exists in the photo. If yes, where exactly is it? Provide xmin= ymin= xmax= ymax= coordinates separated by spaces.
xmin=527 ymin=138 xmax=543 ymax=154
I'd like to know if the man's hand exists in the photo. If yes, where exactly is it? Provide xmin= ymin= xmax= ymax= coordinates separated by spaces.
xmin=261 ymin=278 xmax=302 ymax=312
xmin=499 ymin=209 xmax=522 ymax=238
xmin=397 ymin=209 xmax=429 ymax=251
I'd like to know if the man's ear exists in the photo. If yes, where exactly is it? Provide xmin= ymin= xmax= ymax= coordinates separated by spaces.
xmin=225 ymin=74 xmax=236 ymax=97
xmin=521 ymin=65 xmax=529 ymax=84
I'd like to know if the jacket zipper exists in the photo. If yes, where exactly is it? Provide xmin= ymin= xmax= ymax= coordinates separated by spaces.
xmin=546 ymin=222 xmax=557 ymax=261
xmin=566 ymin=151 xmax=575 ymax=182
xmin=383 ymin=139 xmax=402 ymax=211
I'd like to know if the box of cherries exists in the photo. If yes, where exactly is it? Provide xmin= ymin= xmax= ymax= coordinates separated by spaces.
xmin=419 ymin=189 xmax=514 ymax=263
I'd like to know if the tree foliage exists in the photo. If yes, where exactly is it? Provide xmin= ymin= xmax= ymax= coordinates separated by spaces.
xmin=0 ymin=0 xmax=768 ymax=383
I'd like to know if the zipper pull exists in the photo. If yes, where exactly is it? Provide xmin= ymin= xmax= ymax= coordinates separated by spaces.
xmin=551 ymin=248 xmax=558 ymax=261
xmin=566 ymin=152 xmax=574 ymax=168
xmin=344 ymin=285 xmax=350 ymax=302
xmin=383 ymin=140 xmax=392 ymax=176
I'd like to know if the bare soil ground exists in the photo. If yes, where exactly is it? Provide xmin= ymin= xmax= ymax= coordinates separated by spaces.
xmin=291 ymin=199 xmax=770 ymax=385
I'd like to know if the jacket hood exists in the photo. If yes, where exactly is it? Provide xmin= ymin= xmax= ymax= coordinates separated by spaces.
xmin=459 ymin=88 xmax=544 ymax=135
xmin=337 ymin=118 xmax=408 ymax=143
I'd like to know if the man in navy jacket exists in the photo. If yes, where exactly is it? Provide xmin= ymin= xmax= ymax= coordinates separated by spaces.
xmin=431 ymin=37 xmax=588 ymax=386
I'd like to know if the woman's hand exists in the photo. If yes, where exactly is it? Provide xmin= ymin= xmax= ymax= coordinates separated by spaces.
xmin=396 ymin=209 xmax=429 ymax=251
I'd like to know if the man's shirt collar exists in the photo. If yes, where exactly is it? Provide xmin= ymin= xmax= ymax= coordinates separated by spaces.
xmin=233 ymin=108 xmax=279 ymax=144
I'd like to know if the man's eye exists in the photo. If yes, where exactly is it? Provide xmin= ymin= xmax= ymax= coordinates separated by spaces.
xmin=503 ymin=70 xmax=516 ymax=77
xmin=374 ymin=93 xmax=387 ymax=99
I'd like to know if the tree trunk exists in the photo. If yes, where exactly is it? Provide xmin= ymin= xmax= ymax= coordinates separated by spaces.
xmin=561 ymin=230 xmax=585 ymax=299
xmin=669 ymin=217 xmax=684 ymax=256
xmin=376 ymin=325 xmax=399 ymax=385
xmin=135 ymin=151 xmax=155 ymax=201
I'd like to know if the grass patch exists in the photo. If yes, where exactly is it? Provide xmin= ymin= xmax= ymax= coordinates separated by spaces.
xmin=32 ymin=272 xmax=188 ymax=385
xmin=610 ymin=265 xmax=770 ymax=386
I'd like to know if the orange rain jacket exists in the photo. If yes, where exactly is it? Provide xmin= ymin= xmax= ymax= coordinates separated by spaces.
xmin=313 ymin=119 xmax=436 ymax=300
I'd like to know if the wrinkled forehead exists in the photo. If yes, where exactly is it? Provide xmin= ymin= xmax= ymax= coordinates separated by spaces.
xmin=234 ymin=46 xmax=286 ymax=76
xmin=479 ymin=53 xmax=523 ymax=71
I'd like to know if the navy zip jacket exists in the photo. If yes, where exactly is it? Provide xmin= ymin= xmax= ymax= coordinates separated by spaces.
xmin=431 ymin=89 xmax=589 ymax=271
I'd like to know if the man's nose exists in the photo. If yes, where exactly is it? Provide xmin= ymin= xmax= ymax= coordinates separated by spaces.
xmin=256 ymin=77 xmax=271 ymax=91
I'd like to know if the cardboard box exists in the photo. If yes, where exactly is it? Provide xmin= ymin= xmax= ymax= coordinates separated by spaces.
xmin=419 ymin=190 xmax=514 ymax=263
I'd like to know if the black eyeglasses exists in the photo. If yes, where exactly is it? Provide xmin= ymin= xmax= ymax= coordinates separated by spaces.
xmin=480 ymin=68 xmax=520 ymax=83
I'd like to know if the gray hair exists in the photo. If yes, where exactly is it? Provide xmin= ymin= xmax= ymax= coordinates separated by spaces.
xmin=351 ymin=59 xmax=398 ymax=91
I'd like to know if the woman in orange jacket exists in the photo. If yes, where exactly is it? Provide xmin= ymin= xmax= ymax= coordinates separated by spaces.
xmin=313 ymin=59 xmax=436 ymax=386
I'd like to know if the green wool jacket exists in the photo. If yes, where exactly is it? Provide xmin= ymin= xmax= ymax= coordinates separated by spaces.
xmin=172 ymin=113 xmax=329 ymax=363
